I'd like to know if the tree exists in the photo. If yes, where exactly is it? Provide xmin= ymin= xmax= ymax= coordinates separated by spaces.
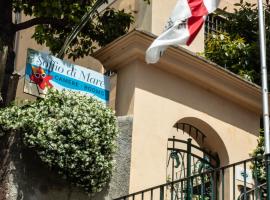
xmin=204 ymin=33 xmax=255 ymax=82
xmin=204 ymin=0 xmax=270 ymax=85
xmin=0 ymin=0 xmax=142 ymax=105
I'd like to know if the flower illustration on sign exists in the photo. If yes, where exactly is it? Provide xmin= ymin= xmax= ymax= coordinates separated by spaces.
xmin=30 ymin=66 xmax=53 ymax=90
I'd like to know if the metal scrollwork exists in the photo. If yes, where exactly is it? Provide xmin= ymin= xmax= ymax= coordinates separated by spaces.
xmin=166 ymin=123 xmax=220 ymax=200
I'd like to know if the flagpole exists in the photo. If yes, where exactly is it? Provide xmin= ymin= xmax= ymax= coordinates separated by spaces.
xmin=258 ymin=0 xmax=270 ymax=198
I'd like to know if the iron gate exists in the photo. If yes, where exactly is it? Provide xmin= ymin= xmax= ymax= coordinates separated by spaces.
xmin=166 ymin=123 xmax=220 ymax=199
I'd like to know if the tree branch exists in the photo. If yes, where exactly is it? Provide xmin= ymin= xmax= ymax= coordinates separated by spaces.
xmin=14 ymin=17 xmax=70 ymax=31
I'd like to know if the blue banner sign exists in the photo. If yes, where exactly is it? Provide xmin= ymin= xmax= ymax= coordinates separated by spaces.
xmin=24 ymin=49 xmax=110 ymax=103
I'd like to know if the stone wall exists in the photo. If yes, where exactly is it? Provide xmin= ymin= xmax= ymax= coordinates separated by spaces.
xmin=2 ymin=115 xmax=133 ymax=200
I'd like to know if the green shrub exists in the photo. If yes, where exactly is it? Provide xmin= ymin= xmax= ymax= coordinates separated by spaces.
xmin=204 ymin=33 xmax=255 ymax=82
xmin=0 ymin=89 xmax=118 ymax=194
xmin=251 ymin=131 xmax=266 ymax=183
xmin=204 ymin=0 xmax=270 ymax=85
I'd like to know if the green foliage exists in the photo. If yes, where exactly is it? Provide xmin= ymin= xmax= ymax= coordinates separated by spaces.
xmin=251 ymin=131 xmax=266 ymax=183
xmin=94 ymin=9 xmax=135 ymax=47
xmin=204 ymin=0 xmax=270 ymax=84
xmin=204 ymin=33 xmax=255 ymax=82
xmin=7 ymin=0 xmax=135 ymax=60
xmin=0 ymin=90 xmax=119 ymax=194
xmin=220 ymin=1 xmax=259 ymax=43
xmin=251 ymin=133 xmax=268 ymax=199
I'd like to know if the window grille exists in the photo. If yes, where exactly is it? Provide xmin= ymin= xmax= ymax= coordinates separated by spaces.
xmin=204 ymin=14 xmax=225 ymax=39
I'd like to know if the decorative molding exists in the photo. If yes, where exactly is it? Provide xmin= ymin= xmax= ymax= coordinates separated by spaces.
xmin=93 ymin=30 xmax=263 ymax=113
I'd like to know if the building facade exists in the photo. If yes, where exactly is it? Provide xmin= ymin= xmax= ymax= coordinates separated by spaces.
xmin=5 ymin=0 xmax=266 ymax=199
xmin=13 ymin=0 xmax=260 ymax=102
xmin=94 ymin=30 xmax=262 ymax=199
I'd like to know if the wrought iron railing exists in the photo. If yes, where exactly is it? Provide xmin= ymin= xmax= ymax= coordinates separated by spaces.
xmin=238 ymin=183 xmax=266 ymax=200
xmin=167 ymin=137 xmax=219 ymax=184
xmin=114 ymin=154 xmax=269 ymax=200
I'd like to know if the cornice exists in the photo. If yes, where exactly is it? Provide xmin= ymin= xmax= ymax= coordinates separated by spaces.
xmin=93 ymin=30 xmax=263 ymax=113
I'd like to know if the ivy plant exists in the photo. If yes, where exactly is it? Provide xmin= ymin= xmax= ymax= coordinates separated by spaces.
xmin=0 ymin=90 xmax=119 ymax=194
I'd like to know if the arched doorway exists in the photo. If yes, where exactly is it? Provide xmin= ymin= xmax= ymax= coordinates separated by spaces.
xmin=166 ymin=118 xmax=229 ymax=199
xmin=167 ymin=123 xmax=220 ymax=181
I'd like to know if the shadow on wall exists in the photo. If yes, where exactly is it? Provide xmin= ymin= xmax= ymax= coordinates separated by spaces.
xmin=135 ymin=64 xmax=259 ymax=136
xmin=173 ymin=117 xmax=229 ymax=166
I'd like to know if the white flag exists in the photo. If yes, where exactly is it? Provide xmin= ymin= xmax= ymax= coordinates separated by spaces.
xmin=146 ymin=0 xmax=220 ymax=64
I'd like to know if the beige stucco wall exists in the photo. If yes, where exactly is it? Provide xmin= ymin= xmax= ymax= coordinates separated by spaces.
xmin=94 ymin=30 xmax=262 ymax=197
xmin=119 ymin=62 xmax=259 ymax=193
xmin=106 ymin=0 xmax=260 ymax=55
xmin=108 ymin=0 xmax=206 ymax=52
xmin=149 ymin=0 xmax=205 ymax=52
xmin=123 ymin=0 xmax=257 ymax=52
